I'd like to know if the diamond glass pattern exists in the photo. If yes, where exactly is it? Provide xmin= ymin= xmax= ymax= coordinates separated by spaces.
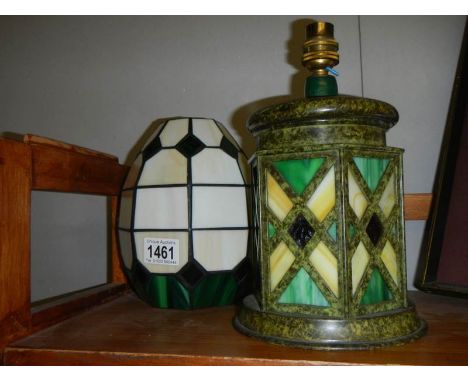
xmin=175 ymin=134 xmax=205 ymax=158
xmin=267 ymin=171 xmax=293 ymax=221
xmin=278 ymin=267 xmax=330 ymax=306
xmin=348 ymin=169 xmax=368 ymax=220
xmin=351 ymin=241 xmax=370 ymax=294
xmin=379 ymin=173 xmax=396 ymax=218
xmin=178 ymin=262 xmax=205 ymax=289
xmin=353 ymin=157 xmax=389 ymax=192
xmin=380 ymin=240 xmax=398 ymax=285
xmin=327 ymin=222 xmax=337 ymax=242
xmin=309 ymin=241 xmax=339 ymax=297
xmin=273 ymin=157 xmax=324 ymax=195
xmin=360 ymin=268 xmax=392 ymax=305
xmin=270 ymin=241 xmax=295 ymax=291
xmin=366 ymin=213 xmax=383 ymax=246
xmin=306 ymin=166 xmax=336 ymax=222
xmin=288 ymin=214 xmax=315 ymax=249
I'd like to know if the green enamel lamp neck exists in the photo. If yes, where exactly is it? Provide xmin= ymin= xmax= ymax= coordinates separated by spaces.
xmin=303 ymin=21 xmax=339 ymax=97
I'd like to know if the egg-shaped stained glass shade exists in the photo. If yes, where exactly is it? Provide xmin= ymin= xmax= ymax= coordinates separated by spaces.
xmin=118 ymin=118 xmax=252 ymax=309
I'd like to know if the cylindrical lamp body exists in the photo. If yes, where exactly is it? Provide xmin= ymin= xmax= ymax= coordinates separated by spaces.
xmin=235 ymin=96 xmax=426 ymax=348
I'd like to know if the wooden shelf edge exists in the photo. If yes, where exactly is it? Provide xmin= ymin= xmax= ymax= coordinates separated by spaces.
xmin=31 ymin=283 xmax=128 ymax=332
xmin=3 ymin=347 xmax=365 ymax=366
xmin=404 ymin=193 xmax=432 ymax=220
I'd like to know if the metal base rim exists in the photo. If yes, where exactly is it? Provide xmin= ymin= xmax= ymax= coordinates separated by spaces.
xmin=234 ymin=295 xmax=427 ymax=351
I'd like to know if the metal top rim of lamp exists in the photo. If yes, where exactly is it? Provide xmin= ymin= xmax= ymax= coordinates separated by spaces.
xmin=247 ymin=95 xmax=399 ymax=135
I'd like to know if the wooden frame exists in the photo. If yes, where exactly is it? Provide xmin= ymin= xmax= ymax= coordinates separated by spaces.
xmin=416 ymin=21 xmax=468 ymax=298
xmin=0 ymin=134 xmax=129 ymax=353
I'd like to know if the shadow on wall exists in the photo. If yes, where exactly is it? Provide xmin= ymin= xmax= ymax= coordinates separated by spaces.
xmin=228 ymin=18 xmax=316 ymax=159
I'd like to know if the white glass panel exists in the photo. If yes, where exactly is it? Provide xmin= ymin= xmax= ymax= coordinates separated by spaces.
xmin=193 ymin=229 xmax=248 ymax=271
xmin=192 ymin=148 xmax=244 ymax=184
xmin=192 ymin=186 xmax=248 ymax=228
xmin=159 ymin=118 xmax=188 ymax=147
xmin=134 ymin=187 xmax=188 ymax=229
xmin=138 ymin=149 xmax=187 ymax=186
xmin=118 ymin=190 xmax=134 ymax=229
xmin=133 ymin=231 xmax=189 ymax=274
xmin=192 ymin=118 xmax=223 ymax=146
xmin=123 ymin=154 xmax=142 ymax=189
xmin=118 ymin=230 xmax=133 ymax=270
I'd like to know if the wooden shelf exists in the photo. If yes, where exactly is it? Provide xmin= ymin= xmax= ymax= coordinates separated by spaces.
xmin=3 ymin=291 xmax=468 ymax=365
xmin=0 ymin=134 xmax=448 ymax=366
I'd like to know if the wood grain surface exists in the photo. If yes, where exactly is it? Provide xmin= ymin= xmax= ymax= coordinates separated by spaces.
xmin=0 ymin=139 xmax=32 ymax=350
xmin=4 ymin=291 xmax=468 ymax=366
xmin=404 ymin=193 xmax=432 ymax=220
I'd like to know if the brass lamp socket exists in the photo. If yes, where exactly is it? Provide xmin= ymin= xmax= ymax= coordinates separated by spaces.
xmin=302 ymin=21 xmax=339 ymax=77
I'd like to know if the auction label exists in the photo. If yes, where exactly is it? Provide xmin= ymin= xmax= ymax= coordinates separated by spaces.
xmin=144 ymin=238 xmax=179 ymax=265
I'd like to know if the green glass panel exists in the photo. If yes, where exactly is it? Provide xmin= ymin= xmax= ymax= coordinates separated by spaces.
xmin=192 ymin=273 xmax=237 ymax=308
xmin=353 ymin=157 xmax=390 ymax=192
xmin=268 ymin=222 xmax=277 ymax=238
xmin=273 ymin=158 xmax=325 ymax=195
xmin=360 ymin=268 xmax=392 ymax=305
xmin=349 ymin=224 xmax=356 ymax=239
xmin=147 ymin=275 xmax=191 ymax=309
xmin=327 ymin=222 xmax=337 ymax=241
xmin=278 ymin=268 xmax=330 ymax=306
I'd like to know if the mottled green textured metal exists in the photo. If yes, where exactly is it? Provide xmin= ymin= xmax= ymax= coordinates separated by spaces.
xmin=305 ymin=76 xmax=338 ymax=97
xmin=234 ymin=295 xmax=426 ymax=350
xmin=234 ymin=94 xmax=426 ymax=349
xmin=249 ymin=96 xmax=399 ymax=152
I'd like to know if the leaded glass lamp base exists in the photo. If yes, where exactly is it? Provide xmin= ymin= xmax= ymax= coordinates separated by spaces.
xmin=234 ymin=94 xmax=427 ymax=349
xmin=234 ymin=295 xmax=426 ymax=350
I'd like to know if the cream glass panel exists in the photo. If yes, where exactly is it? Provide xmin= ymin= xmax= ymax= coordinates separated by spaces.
xmin=138 ymin=149 xmax=187 ymax=186
xmin=134 ymin=187 xmax=188 ymax=229
xmin=193 ymin=229 xmax=248 ymax=271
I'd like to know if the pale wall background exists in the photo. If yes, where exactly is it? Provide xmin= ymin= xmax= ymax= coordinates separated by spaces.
xmin=0 ymin=16 xmax=465 ymax=301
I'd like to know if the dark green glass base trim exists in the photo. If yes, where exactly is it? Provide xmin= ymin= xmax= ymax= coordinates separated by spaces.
xmin=234 ymin=295 xmax=427 ymax=350
xmin=305 ymin=76 xmax=338 ymax=97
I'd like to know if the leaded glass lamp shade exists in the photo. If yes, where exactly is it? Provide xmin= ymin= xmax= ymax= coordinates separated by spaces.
xmin=234 ymin=21 xmax=426 ymax=349
xmin=118 ymin=117 xmax=251 ymax=309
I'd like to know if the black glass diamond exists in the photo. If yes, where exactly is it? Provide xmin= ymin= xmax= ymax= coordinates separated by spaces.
xmin=366 ymin=213 xmax=383 ymax=246
xmin=288 ymin=214 xmax=315 ymax=249
xmin=142 ymin=137 xmax=162 ymax=161
xmin=176 ymin=134 xmax=205 ymax=158
xmin=178 ymin=261 xmax=204 ymax=288
xmin=220 ymin=136 xmax=239 ymax=159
